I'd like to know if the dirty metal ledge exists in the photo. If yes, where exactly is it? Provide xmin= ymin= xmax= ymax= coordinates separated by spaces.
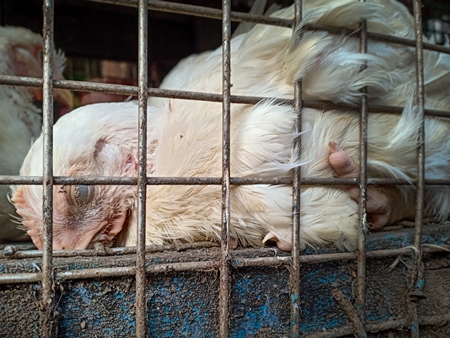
xmin=0 ymin=244 xmax=448 ymax=284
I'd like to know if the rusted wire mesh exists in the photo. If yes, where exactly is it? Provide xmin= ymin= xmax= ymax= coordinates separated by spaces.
xmin=0 ymin=0 xmax=450 ymax=337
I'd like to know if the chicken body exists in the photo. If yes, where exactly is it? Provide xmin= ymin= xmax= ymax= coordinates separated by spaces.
xmin=11 ymin=0 xmax=450 ymax=251
xmin=0 ymin=26 xmax=73 ymax=242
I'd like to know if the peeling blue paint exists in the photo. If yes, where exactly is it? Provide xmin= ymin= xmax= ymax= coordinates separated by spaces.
xmin=1 ymin=224 xmax=450 ymax=336
xmin=230 ymin=299 xmax=281 ymax=338
xmin=148 ymin=274 xmax=218 ymax=337
xmin=415 ymin=279 xmax=425 ymax=290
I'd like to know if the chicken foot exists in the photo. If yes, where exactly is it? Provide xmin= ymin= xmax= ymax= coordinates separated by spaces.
xmin=328 ymin=141 xmax=416 ymax=230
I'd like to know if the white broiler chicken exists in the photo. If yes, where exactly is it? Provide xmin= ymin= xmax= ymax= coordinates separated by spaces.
xmin=0 ymin=26 xmax=73 ymax=242
xmin=11 ymin=0 xmax=450 ymax=251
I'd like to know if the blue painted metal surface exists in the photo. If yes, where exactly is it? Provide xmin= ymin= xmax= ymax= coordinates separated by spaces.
xmin=0 ymin=224 xmax=450 ymax=337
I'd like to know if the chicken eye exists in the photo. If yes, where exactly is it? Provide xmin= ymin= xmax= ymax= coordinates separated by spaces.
xmin=35 ymin=48 xmax=43 ymax=61
xmin=67 ymin=185 xmax=94 ymax=206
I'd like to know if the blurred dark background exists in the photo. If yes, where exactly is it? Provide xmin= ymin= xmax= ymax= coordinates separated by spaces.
xmin=1 ymin=0 xmax=449 ymax=104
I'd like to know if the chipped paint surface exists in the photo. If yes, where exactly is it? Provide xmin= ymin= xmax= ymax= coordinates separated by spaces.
xmin=0 ymin=225 xmax=450 ymax=336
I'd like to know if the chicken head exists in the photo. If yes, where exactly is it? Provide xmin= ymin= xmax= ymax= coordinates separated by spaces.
xmin=0 ymin=26 xmax=73 ymax=119
xmin=10 ymin=102 xmax=151 ymax=250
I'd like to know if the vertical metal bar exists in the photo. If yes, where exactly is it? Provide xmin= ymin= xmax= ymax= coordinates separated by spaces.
xmin=290 ymin=1 xmax=302 ymax=337
xmin=409 ymin=1 xmax=425 ymax=337
xmin=356 ymin=0 xmax=368 ymax=320
xmin=412 ymin=0 xmax=425 ymax=260
xmin=136 ymin=0 xmax=148 ymax=337
xmin=41 ymin=0 xmax=56 ymax=337
xmin=219 ymin=0 xmax=232 ymax=337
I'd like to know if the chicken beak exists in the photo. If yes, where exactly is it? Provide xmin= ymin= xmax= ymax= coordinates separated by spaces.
xmin=31 ymin=87 xmax=73 ymax=118
xmin=53 ymin=88 xmax=74 ymax=117
xmin=53 ymin=211 xmax=127 ymax=250
xmin=53 ymin=227 xmax=100 ymax=250
xmin=31 ymin=64 xmax=74 ymax=118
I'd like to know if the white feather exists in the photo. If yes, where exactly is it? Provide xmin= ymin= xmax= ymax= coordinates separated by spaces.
xmin=11 ymin=0 xmax=450 ymax=251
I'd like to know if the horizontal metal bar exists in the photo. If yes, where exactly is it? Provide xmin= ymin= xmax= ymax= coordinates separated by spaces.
xmin=0 ymin=176 xmax=43 ymax=184
xmin=1 ymin=244 xmax=448 ymax=283
xmin=2 ymin=175 xmax=450 ymax=186
xmin=0 ymin=176 xmax=137 ymax=185
xmin=1 ymin=76 xmax=449 ymax=118
xmin=59 ymin=266 xmax=135 ymax=279
xmin=0 ymin=266 xmax=449 ymax=335
xmin=147 ymin=260 xmax=218 ymax=273
xmin=55 ymin=79 xmax=270 ymax=105
xmin=0 ymin=273 xmax=42 ymax=284
xmin=0 ymin=75 xmax=42 ymax=87
xmin=0 ymin=261 xmax=219 ymax=284
xmin=56 ymin=79 xmax=138 ymax=96
xmin=1 ymin=241 xmax=220 ymax=259
xmin=367 ymin=104 xmax=450 ymax=118
xmin=89 ymin=0 xmax=450 ymax=56
xmin=267 ymin=100 xmax=450 ymax=118
xmin=90 ymin=0 xmax=292 ymax=27
xmin=305 ymin=312 xmax=450 ymax=338
xmin=306 ymin=100 xmax=450 ymax=119
xmin=61 ymin=261 xmax=218 ymax=280
xmin=304 ymin=23 xmax=450 ymax=55
xmin=232 ymin=256 xmax=292 ymax=267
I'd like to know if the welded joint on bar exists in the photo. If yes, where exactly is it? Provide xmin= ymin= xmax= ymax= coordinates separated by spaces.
xmin=93 ymin=242 xmax=108 ymax=256
xmin=357 ymin=183 xmax=369 ymax=233
xmin=331 ymin=288 xmax=367 ymax=338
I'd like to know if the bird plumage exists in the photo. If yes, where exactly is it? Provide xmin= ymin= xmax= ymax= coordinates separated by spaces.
xmin=0 ymin=26 xmax=73 ymax=242
xmin=11 ymin=0 xmax=450 ymax=251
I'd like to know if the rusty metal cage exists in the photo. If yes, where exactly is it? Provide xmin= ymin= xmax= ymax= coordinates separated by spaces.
xmin=1 ymin=0 xmax=450 ymax=337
